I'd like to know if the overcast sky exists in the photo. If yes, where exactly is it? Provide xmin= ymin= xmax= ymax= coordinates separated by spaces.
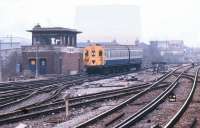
xmin=0 ymin=0 xmax=199 ymax=47
xmin=75 ymin=5 xmax=141 ymax=45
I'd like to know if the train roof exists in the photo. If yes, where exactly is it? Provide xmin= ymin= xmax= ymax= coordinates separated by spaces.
xmin=88 ymin=43 xmax=141 ymax=50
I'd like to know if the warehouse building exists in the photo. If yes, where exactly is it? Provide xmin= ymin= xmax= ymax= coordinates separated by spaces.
xmin=149 ymin=40 xmax=185 ymax=64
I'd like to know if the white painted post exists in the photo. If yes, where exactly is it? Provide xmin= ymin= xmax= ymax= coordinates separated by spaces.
xmin=64 ymin=93 xmax=70 ymax=117
xmin=0 ymin=40 xmax=2 ymax=82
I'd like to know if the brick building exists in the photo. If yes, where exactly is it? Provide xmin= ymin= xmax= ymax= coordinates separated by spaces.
xmin=22 ymin=25 xmax=83 ymax=76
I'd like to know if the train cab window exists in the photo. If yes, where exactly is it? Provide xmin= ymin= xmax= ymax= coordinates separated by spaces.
xmin=92 ymin=50 xmax=95 ymax=56
xmin=99 ymin=50 xmax=102 ymax=56
xmin=30 ymin=59 xmax=36 ymax=65
xmin=85 ymin=50 xmax=89 ymax=56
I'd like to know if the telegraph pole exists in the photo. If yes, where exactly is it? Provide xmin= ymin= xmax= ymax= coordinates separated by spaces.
xmin=35 ymin=44 xmax=39 ymax=78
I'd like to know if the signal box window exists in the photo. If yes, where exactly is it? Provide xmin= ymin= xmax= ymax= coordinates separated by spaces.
xmin=99 ymin=50 xmax=103 ymax=56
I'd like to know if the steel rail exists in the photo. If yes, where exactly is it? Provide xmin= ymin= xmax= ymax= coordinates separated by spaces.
xmin=0 ymin=76 xmax=91 ymax=109
xmin=113 ymin=67 xmax=193 ymax=128
xmin=0 ymin=66 xmax=188 ymax=125
xmin=113 ymin=73 xmax=184 ymax=128
xmin=74 ymin=68 xmax=180 ymax=128
xmin=0 ymin=83 xmax=167 ymax=122
xmin=164 ymin=68 xmax=199 ymax=128
xmin=0 ymin=84 xmax=170 ymax=125
xmin=0 ymin=70 xmax=151 ymax=123
xmin=9 ymin=70 xmax=147 ymax=110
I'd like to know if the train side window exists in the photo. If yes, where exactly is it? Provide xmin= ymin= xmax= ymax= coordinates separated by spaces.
xmin=85 ymin=50 xmax=89 ymax=56
xmin=99 ymin=50 xmax=102 ymax=56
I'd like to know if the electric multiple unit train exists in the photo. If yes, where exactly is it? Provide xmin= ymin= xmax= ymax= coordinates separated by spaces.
xmin=83 ymin=43 xmax=143 ymax=73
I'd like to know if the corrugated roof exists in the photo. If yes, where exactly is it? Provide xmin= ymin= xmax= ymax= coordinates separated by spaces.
xmin=27 ymin=26 xmax=82 ymax=33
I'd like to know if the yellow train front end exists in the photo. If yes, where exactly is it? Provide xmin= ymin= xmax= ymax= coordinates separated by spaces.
xmin=83 ymin=44 xmax=105 ymax=73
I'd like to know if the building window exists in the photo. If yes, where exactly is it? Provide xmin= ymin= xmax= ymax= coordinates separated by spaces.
xmin=99 ymin=50 xmax=102 ymax=56
xmin=85 ymin=50 xmax=89 ymax=56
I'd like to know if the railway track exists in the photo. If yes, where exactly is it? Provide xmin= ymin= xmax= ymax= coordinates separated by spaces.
xmin=0 ymin=74 xmax=88 ymax=96
xmin=164 ymin=68 xmax=199 ymax=128
xmin=0 ymin=73 xmax=86 ymax=89
xmin=74 ymin=65 xmax=191 ymax=128
xmin=0 ymin=75 xmax=91 ymax=109
xmin=0 ymin=65 xmax=191 ymax=127
xmin=8 ymin=67 xmax=169 ymax=111
xmin=0 ymin=82 xmax=171 ymax=125
xmin=111 ymin=68 xmax=199 ymax=128
xmin=0 ymin=69 xmax=154 ymax=125
xmin=0 ymin=69 xmax=151 ymax=111
xmin=112 ymin=73 xmax=185 ymax=128
xmin=0 ymin=71 xmax=127 ymax=109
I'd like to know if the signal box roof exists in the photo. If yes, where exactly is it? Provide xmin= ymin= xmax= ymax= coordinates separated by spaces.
xmin=27 ymin=24 xmax=82 ymax=33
